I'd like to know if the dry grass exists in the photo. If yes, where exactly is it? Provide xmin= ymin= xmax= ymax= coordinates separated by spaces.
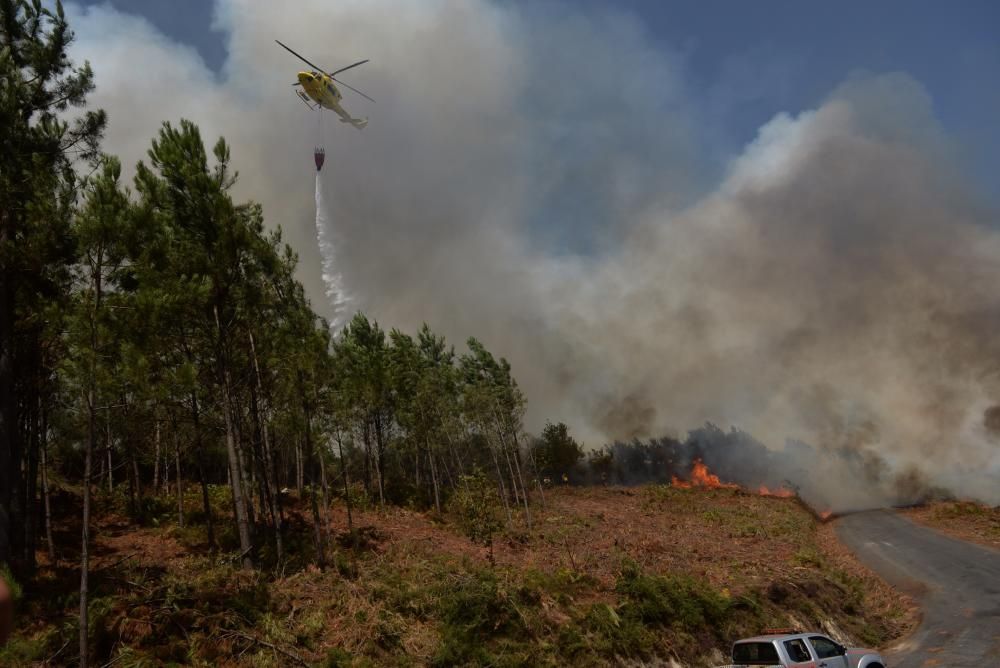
xmin=5 ymin=485 xmax=919 ymax=667
xmin=900 ymin=500 xmax=1000 ymax=550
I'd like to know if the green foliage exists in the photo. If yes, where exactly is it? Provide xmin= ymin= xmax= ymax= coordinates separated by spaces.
xmin=432 ymin=569 xmax=527 ymax=666
xmin=161 ymin=560 xmax=271 ymax=624
xmin=1 ymin=0 xmax=109 ymax=578
xmin=701 ymin=508 xmax=725 ymax=524
xmin=0 ymin=563 xmax=22 ymax=603
xmin=111 ymin=489 xmax=174 ymax=527
xmin=581 ymin=601 xmax=656 ymax=658
xmin=323 ymin=647 xmax=355 ymax=668
xmin=533 ymin=422 xmax=584 ymax=482
xmin=615 ymin=561 xmax=730 ymax=632
xmin=520 ymin=567 xmax=598 ymax=604
xmin=449 ymin=470 xmax=503 ymax=550
xmin=0 ymin=628 xmax=58 ymax=666
xmin=370 ymin=563 xmax=437 ymax=621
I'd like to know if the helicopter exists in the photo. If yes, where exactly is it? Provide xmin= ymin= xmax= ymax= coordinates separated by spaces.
xmin=276 ymin=40 xmax=371 ymax=130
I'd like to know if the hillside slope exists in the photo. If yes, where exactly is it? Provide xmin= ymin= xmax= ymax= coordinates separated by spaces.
xmin=4 ymin=486 xmax=916 ymax=667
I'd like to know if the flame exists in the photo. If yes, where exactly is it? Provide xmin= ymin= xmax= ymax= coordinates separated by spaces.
xmin=673 ymin=459 xmax=740 ymax=489
xmin=758 ymin=485 xmax=795 ymax=498
xmin=671 ymin=461 xmax=802 ymax=500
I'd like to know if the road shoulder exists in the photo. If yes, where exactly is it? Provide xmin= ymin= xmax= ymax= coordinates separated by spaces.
xmin=900 ymin=501 xmax=1000 ymax=551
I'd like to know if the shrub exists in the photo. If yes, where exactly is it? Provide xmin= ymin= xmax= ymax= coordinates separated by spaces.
xmin=449 ymin=470 xmax=502 ymax=561
xmin=615 ymin=561 xmax=729 ymax=632
xmin=0 ymin=629 xmax=57 ymax=666
xmin=323 ymin=647 xmax=354 ymax=668
xmin=581 ymin=602 xmax=655 ymax=658
xmin=431 ymin=569 xmax=525 ymax=666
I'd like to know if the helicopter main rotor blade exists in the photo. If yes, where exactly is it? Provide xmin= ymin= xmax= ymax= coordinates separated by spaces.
xmin=275 ymin=40 xmax=326 ymax=74
xmin=333 ymin=77 xmax=375 ymax=103
xmin=278 ymin=40 xmax=373 ymax=102
xmin=330 ymin=59 xmax=369 ymax=76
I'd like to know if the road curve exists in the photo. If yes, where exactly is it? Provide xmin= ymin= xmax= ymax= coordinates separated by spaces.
xmin=835 ymin=510 xmax=1000 ymax=667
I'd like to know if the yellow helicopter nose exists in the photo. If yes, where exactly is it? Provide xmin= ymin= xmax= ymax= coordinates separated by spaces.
xmin=297 ymin=71 xmax=314 ymax=84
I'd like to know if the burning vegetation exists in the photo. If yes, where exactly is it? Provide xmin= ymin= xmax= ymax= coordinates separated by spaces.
xmin=558 ymin=422 xmax=958 ymax=514
xmin=758 ymin=485 xmax=796 ymax=498
xmin=669 ymin=458 xmax=798 ymax=500
xmin=670 ymin=459 xmax=740 ymax=490
xmin=667 ymin=458 xmax=831 ymax=521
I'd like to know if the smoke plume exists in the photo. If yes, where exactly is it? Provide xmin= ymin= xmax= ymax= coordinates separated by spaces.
xmin=66 ymin=1 xmax=1000 ymax=508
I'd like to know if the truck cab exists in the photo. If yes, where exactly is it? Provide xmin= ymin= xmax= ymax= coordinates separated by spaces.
xmin=726 ymin=631 xmax=885 ymax=668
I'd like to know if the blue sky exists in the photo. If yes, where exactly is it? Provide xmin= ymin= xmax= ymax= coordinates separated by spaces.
xmin=75 ymin=0 xmax=1000 ymax=194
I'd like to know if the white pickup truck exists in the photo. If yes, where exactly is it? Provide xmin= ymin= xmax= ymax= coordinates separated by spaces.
xmin=719 ymin=630 xmax=886 ymax=668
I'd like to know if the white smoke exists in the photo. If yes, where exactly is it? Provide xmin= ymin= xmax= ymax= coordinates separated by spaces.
xmin=315 ymin=171 xmax=352 ymax=331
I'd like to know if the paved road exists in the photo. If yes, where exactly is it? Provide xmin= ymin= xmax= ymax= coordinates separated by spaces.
xmin=835 ymin=510 xmax=1000 ymax=667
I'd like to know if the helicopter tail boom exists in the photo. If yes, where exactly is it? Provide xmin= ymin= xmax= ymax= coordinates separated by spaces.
xmin=339 ymin=116 xmax=368 ymax=130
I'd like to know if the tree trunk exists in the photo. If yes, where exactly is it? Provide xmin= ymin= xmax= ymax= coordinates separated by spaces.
xmin=439 ymin=450 xmax=457 ymax=493
xmin=337 ymin=432 xmax=353 ymax=532
xmin=262 ymin=424 xmax=283 ymax=562
xmin=494 ymin=409 xmax=530 ymax=529
xmin=153 ymin=419 xmax=161 ymax=495
xmin=526 ymin=439 xmax=546 ymax=510
xmin=444 ymin=426 xmax=466 ymax=483
xmin=488 ymin=436 xmax=512 ymax=523
xmin=0 ymin=261 xmax=15 ymax=567
xmin=361 ymin=420 xmax=372 ymax=499
xmin=427 ymin=441 xmax=441 ymax=514
xmin=320 ymin=454 xmax=330 ymax=512
xmin=246 ymin=344 xmax=282 ymax=561
xmin=175 ymin=430 xmax=184 ymax=528
xmin=247 ymin=395 xmax=273 ymax=554
xmin=23 ymin=389 xmax=39 ymax=571
xmin=128 ymin=449 xmax=140 ymax=521
xmin=214 ymin=305 xmax=253 ymax=569
xmin=189 ymin=394 xmax=215 ymax=548
xmin=505 ymin=423 xmax=531 ymax=529
xmin=40 ymin=404 xmax=55 ymax=563
xmin=105 ymin=428 xmax=113 ymax=493
xmin=97 ymin=452 xmax=104 ymax=498
xmin=79 ymin=389 xmax=95 ymax=668
xmin=295 ymin=442 xmax=304 ymax=497
xmin=373 ymin=413 xmax=386 ymax=510
xmin=233 ymin=408 xmax=255 ymax=528
xmin=222 ymin=386 xmax=253 ymax=568
xmin=414 ymin=448 xmax=421 ymax=489
xmin=298 ymin=375 xmax=325 ymax=569
xmin=497 ymin=425 xmax=521 ymax=507
xmin=162 ymin=442 xmax=170 ymax=493
xmin=80 ymin=247 xmax=104 ymax=668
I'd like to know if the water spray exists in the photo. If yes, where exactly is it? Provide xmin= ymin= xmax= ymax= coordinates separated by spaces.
xmin=315 ymin=168 xmax=351 ymax=331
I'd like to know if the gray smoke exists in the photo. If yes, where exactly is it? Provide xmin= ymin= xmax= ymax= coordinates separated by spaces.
xmin=67 ymin=1 xmax=1000 ymax=507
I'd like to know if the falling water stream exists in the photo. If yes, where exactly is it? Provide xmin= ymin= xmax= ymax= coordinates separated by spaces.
xmin=315 ymin=171 xmax=352 ymax=330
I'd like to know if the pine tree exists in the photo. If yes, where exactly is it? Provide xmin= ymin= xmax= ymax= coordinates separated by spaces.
xmin=136 ymin=120 xmax=256 ymax=568
xmin=0 ymin=0 xmax=105 ymax=573
xmin=64 ymin=156 xmax=132 ymax=668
